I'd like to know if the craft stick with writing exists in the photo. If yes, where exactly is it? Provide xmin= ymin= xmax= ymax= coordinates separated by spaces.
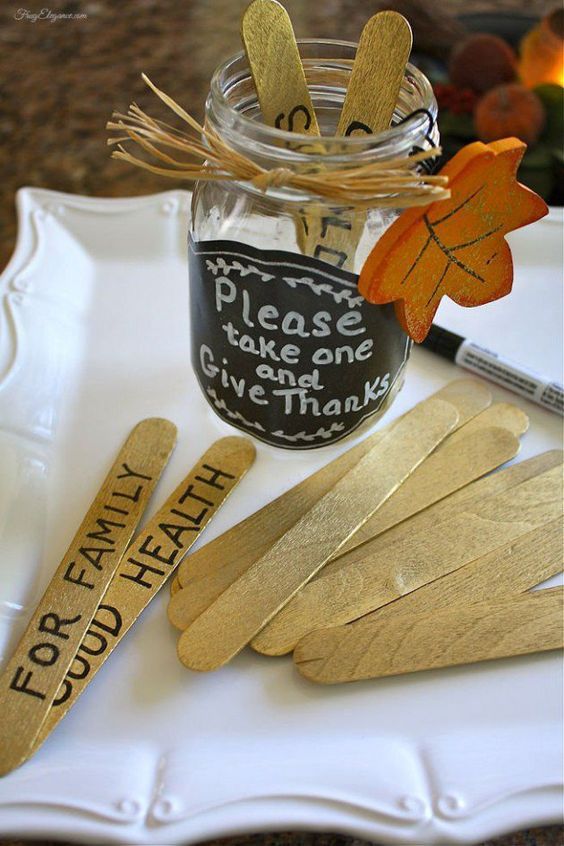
xmin=169 ymin=432 xmax=384 ymax=618
xmin=303 ymin=12 xmax=413 ymax=270
xmin=177 ymin=397 xmax=458 ymax=671
xmin=353 ymin=515 xmax=563 ymax=627
xmin=295 ymin=588 xmax=564 ymax=684
xmin=169 ymin=379 xmax=489 ymax=615
xmin=0 ymin=418 xmax=177 ymax=776
xmin=252 ymin=462 xmax=563 ymax=654
xmin=334 ymin=401 xmax=528 ymax=556
xmin=242 ymin=3 xmax=412 ymax=270
xmin=241 ymin=0 xmax=320 ymax=135
xmin=31 ymin=437 xmax=255 ymax=760
xmin=337 ymin=12 xmax=413 ymax=137
xmin=241 ymin=0 xmax=323 ymax=254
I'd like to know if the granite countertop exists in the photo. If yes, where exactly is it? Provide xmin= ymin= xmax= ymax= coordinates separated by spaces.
xmin=0 ymin=1 xmax=562 ymax=845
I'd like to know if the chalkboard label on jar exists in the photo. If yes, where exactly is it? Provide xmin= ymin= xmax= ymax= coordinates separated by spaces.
xmin=189 ymin=237 xmax=411 ymax=449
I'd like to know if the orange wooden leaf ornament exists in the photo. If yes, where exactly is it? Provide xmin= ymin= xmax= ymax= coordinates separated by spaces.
xmin=358 ymin=138 xmax=548 ymax=343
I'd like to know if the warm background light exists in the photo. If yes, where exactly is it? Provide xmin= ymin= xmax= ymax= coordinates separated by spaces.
xmin=519 ymin=7 xmax=564 ymax=88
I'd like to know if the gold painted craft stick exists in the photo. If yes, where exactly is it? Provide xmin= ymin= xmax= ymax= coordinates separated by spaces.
xmin=319 ymin=445 xmax=559 ymax=581
xmin=169 ymin=389 xmax=493 ymax=625
xmin=252 ymin=462 xmax=563 ymax=655
xmin=169 ymin=433 xmax=386 ymax=613
xmin=447 ymin=401 xmax=529 ymax=441
xmin=428 ymin=377 xmax=491 ymax=423
xmin=34 ymin=437 xmax=255 ymax=756
xmin=241 ymin=0 xmax=320 ymax=135
xmin=171 ymin=378 xmax=489 ymax=615
xmin=334 ymin=401 xmax=527 ymax=556
xmin=337 ymin=12 xmax=413 ymax=137
xmin=303 ymin=12 xmax=413 ymax=269
xmin=252 ymin=452 xmax=561 ymax=650
xmin=353 ymin=516 xmax=564 ymax=627
xmin=294 ymin=588 xmax=564 ymax=684
xmin=241 ymin=0 xmax=323 ymax=256
xmin=170 ymin=423 xmax=517 ymax=632
xmin=177 ymin=397 xmax=458 ymax=671
xmin=0 ymin=418 xmax=177 ymax=777
xmin=241 ymin=3 xmax=412 ymax=270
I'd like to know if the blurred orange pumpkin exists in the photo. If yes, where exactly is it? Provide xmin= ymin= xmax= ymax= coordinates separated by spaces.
xmin=474 ymin=83 xmax=546 ymax=146
xmin=519 ymin=8 xmax=564 ymax=88
xmin=449 ymin=33 xmax=517 ymax=93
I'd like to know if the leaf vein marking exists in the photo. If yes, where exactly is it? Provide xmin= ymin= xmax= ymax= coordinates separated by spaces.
xmin=426 ymin=262 xmax=450 ymax=306
xmin=429 ymin=184 xmax=485 ymax=226
xmin=400 ymin=233 xmax=432 ymax=286
xmin=451 ymin=225 xmax=503 ymax=251
xmin=424 ymin=215 xmax=486 ymax=284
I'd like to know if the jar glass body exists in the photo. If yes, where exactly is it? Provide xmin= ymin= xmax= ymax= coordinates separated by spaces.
xmin=189 ymin=41 xmax=439 ymax=450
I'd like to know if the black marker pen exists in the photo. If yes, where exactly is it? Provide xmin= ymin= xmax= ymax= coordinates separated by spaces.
xmin=421 ymin=324 xmax=564 ymax=416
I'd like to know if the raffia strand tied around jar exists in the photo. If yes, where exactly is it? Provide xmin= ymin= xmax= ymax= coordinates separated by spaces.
xmin=107 ymin=74 xmax=450 ymax=209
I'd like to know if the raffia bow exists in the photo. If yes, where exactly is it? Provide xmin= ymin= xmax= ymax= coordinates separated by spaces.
xmin=107 ymin=74 xmax=450 ymax=209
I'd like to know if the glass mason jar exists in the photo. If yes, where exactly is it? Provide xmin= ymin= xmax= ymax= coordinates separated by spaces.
xmin=190 ymin=40 xmax=439 ymax=450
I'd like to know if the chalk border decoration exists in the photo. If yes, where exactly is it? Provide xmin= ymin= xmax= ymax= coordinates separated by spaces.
xmin=189 ymin=237 xmax=411 ymax=449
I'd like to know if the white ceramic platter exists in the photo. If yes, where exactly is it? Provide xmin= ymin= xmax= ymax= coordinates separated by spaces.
xmin=0 ymin=188 xmax=562 ymax=845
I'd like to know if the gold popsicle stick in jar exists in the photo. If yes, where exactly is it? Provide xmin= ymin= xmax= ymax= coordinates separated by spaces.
xmin=303 ymin=11 xmax=414 ymax=270
xmin=242 ymin=2 xmax=413 ymax=271
xmin=241 ymin=0 xmax=320 ymax=135
xmin=337 ymin=12 xmax=414 ymax=136
xmin=241 ymin=0 xmax=323 ymax=257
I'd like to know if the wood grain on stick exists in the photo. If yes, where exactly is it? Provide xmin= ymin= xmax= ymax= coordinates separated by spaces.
xmin=241 ymin=0 xmax=320 ymax=135
xmin=338 ymin=11 xmax=413 ymax=136
xmin=172 ymin=421 xmax=518 ymax=631
xmin=303 ymin=11 xmax=413 ymax=269
xmin=177 ymin=397 xmax=458 ymax=670
xmin=447 ymin=401 xmax=528 ymax=440
xmin=252 ymin=461 xmax=563 ymax=655
xmin=336 ymin=401 xmax=526 ymax=554
xmin=0 ymin=418 xmax=177 ymax=776
xmin=320 ymin=448 xmax=562 ymax=579
xmin=353 ymin=515 xmax=563 ymax=627
xmin=428 ymin=377 xmax=491 ymax=427
xmin=169 ymin=431 xmax=385 ymax=627
xmin=169 ymin=379 xmax=489 ymax=630
xmin=294 ymin=588 xmax=564 ymax=684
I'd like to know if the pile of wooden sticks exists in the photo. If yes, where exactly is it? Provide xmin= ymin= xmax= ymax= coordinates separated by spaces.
xmin=168 ymin=379 xmax=564 ymax=684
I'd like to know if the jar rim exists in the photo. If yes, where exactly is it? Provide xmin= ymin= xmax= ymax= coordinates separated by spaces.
xmin=208 ymin=38 xmax=437 ymax=162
